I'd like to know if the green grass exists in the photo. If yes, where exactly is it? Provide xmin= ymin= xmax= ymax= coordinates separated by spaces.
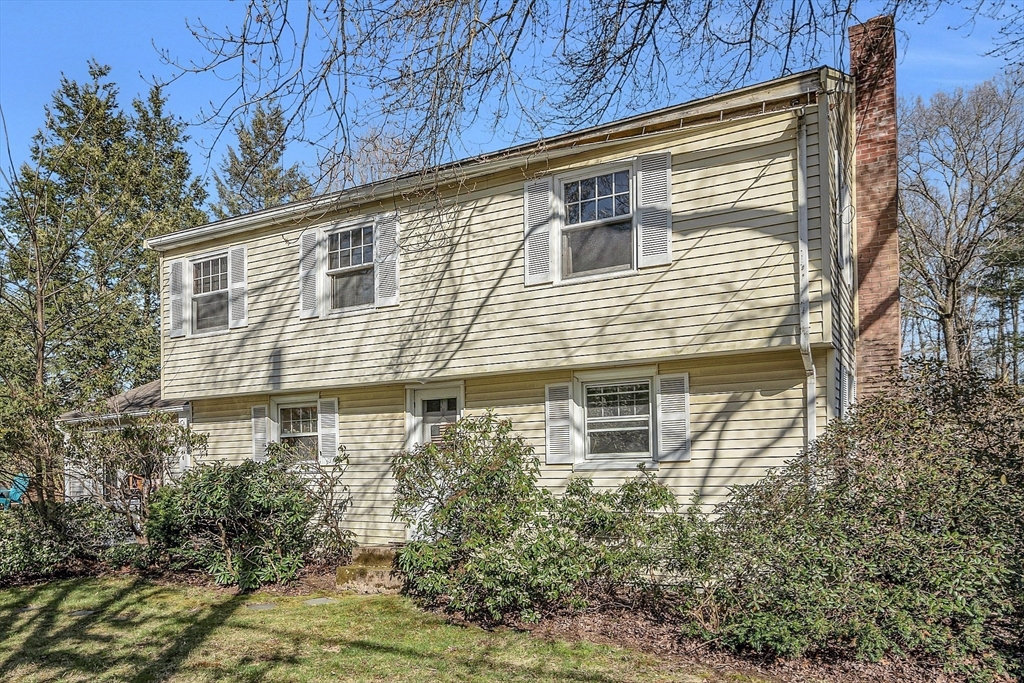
xmin=0 ymin=577 xmax=722 ymax=682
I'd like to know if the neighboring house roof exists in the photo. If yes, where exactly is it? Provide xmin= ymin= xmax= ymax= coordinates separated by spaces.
xmin=146 ymin=67 xmax=840 ymax=253
xmin=58 ymin=380 xmax=187 ymax=424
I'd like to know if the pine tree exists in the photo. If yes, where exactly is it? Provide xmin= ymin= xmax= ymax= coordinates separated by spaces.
xmin=210 ymin=103 xmax=312 ymax=219
xmin=0 ymin=62 xmax=207 ymax=510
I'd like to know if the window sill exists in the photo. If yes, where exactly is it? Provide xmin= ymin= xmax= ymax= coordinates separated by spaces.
xmin=185 ymin=327 xmax=232 ymax=339
xmin=573 ymin=460 xmax=659 ymax=472
xmin=323 ymin=303 xmax=376 ymax=318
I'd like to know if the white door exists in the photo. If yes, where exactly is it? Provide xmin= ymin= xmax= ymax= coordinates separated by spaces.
xmin=411 ymin=387 xmax=462 ymax=447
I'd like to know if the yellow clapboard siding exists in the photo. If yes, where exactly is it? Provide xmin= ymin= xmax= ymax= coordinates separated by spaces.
xmin=162 ymin=105 xmax=827 ymax=400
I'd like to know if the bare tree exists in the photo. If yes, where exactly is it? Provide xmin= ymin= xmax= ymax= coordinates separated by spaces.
xmin=162 ymin=0 xmax=1024 ymax=194
xmin=899 ymin=69 xmax=1024 ymax=370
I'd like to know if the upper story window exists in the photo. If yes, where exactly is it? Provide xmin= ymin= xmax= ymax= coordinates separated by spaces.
xmin=523 ymin=152 xmax=673 ymax=287
xmin=299 ymin=213 xmax=400 ymax=320
xmin=562 ymin=169 xmax=633 ymax=278
xmin=168 ymin=245 xmax=247 ymax=339
xmin=327 ymin=224 xmax=375 ymax=310
xmin=191 ymin=255 xmax=229 ymax=332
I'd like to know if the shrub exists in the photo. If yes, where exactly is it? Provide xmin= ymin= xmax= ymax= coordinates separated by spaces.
xmin=392 ymin=366 xmax=1022 ymax=678
xmin=393 ymin=412 xmax=680 ymax=622
xmin=0 ymin=500 xmax=131 ymax=585
xmin=146 ymin=447 xmax=353 ymax=589
xmin=667 ymin=363 xmax=1024 ymax=677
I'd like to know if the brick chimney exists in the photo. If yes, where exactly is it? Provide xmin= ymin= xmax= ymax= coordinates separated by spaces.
xmin=850 ymin=16 xmax=900 ymax=396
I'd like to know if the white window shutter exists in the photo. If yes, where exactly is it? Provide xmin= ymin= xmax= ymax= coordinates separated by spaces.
xmin=228 ymin=245 xmax=247 ymax=328
xmin=524 ymin=177 xmax=554 ymax=285
xmin=318 ymin=397 xmax=339 ymax=465
xmin=375 ymin=213 xmax=400 ymax=307
xmin=839 ymin=363 xmax=849 ymax=418
xmin=169 ymin=258 xmax=185 ymax=338
xmin=635 ymin=152 xmax=673 ymax=268
xmin=544 ymin=383 xmax=573 ymax=464
xmin=656 ymin=373 xmax=690 ymax=462
xmin=299 ymin=230 xmax=319 ymax=319
xmin=252 ymin=405 xmax=269 ymax=462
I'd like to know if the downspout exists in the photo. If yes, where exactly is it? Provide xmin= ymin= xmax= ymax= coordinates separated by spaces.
xmin=797 ymin=112 xmax=817 ymax=447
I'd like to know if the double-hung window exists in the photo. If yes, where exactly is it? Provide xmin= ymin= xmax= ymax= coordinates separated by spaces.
xmin=327 ymin=224 xmax=375 ymax=310
xmin=192 ymin=255 xmax=229 ymax=332
xmin=522 ymin=151 xmax=673 ymax=286
xmin=168 ymin=245 xmax=247 ymax=338
xmin=583 ymin=380 xmax=652 ymax=459
xmin=561 ymin=169 xmax=634 ymax=278
xmin=544 ymin=369 xmax=690 ymax=469
xmin=298 ymin=213 xmax=400 ymax=319
xmin=279 ymin=404 xmax=319 ymax=459
xmin=251 ymin=397 xmax=338 ymax=465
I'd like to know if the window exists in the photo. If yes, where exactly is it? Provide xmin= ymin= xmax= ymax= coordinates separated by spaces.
xmin=544 ymin=369 xmax=689 ymax=468
xmin=583 ymin=381 xmax=651 ymax=459
xmin=327 ymin=224 xmax=375 ymax=310
xmin=561 ymin=169 xmax=633 ymax=278
xmin=279 ymin=405 xmax=319 ymax=459
xmin=423 ymin=397 xmax=458 ymax=443
xmin=192 ymin=255 xmax=229 ymax=332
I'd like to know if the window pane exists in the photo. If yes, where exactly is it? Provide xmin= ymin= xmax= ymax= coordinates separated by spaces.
xmin=563 ymin=220 xmax=632 ymax=277
xmin=565 ymin=181 xmax=579 ymax=204
xmin=330 ymin=267 xmax=374 ymax=309
xmin=597 ymin=196 xmax=613 ymax=219
xmin=581 ymin=200 xmax=596 ymax=223
xmin=193 ymin=291 xmax=229 ymax=331
xmin=614 ymin=171 xmax=630 ymax=194
xmin=281 ymin=406 xmax=318 ymax=435
xmin=567 ymin=204 xmax=580 ymax=224
xmin=282 ymin=435 xmax=318 ymax=459
xmin=615 ymin=195 xmax=630 ymax=216
xmin=589 ymin=429 xmax=650 ymax=456
xmin=580 ymin=177 xmax=595 ymax=200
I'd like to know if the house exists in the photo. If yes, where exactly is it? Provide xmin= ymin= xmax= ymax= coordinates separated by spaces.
xmin=58 ymin=380 xmax=192 ymax=500
xmin=143 ymin=18 xmax=900 ymax=546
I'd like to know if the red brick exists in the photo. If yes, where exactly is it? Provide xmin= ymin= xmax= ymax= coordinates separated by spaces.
xmin=851 ymin=16 xmax=900 ymax=396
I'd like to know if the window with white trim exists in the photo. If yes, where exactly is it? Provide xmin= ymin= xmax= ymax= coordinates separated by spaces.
xmin=583 ymin=381 xmax=652 ymax=459
xmin=522 ymin=151 xmax=672 ymax=287
xmin=279 ymin=404 xmax=319 ymax=458
xmin=327 ymin=223 xmax=375 ymax=310
xmin=544 ymin=368 xmax=689 ymax=468
xmin=191 ymin=255 xmax=229 ymax=332
xmin=298 ymin=213 xmax=400 ymax=319
xmin=561 ymin=169 xmax=634 ymax=278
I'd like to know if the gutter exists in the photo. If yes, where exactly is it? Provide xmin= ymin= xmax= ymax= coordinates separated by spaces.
xmin=796 ymin=112 xmax=817 ymax=447
xmin=56 ymin=404 xmax=188 ymax=426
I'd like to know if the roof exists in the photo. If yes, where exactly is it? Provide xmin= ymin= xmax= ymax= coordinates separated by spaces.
xmin=58 ymin=380 xmax=187 ymax=423
xmin=147 ymin=67 xmax=844 ymax=253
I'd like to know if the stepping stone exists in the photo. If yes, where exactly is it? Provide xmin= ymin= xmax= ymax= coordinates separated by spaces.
xmin=245 ymin=603 xmax=275 ymax=611
xmin=69 ymin=610 xmax=95 ymax=617
xmin=304 ymin=597 xmax=337 ymax=606
xmin=16 ymin=605 xmax=42 ymax=613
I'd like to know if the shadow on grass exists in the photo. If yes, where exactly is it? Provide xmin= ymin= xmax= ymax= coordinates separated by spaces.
xmin=0 ymin=578 xmax=247 ymax=682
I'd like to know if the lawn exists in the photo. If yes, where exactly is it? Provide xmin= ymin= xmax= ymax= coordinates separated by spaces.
xmin=0 ymin=577 xmax=738 ymax=682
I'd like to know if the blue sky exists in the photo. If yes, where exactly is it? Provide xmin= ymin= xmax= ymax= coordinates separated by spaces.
xmin=0 ymin=0 xmax=1012 ymax=192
